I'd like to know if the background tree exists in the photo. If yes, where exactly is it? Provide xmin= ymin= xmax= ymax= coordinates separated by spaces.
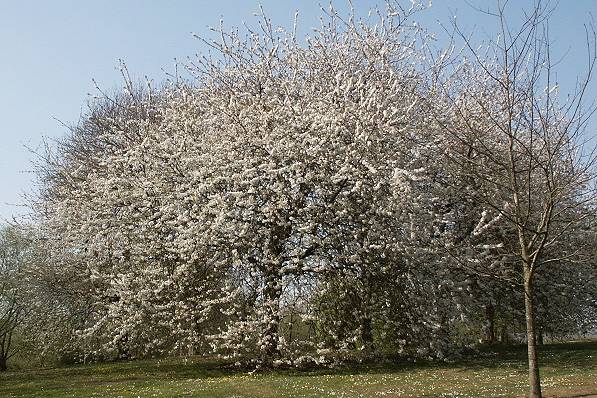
xmin=0 ymin=225 xmax=32 ymax=371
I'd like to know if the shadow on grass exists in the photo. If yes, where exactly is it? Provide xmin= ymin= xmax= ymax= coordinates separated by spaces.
xmin=0 ymin=357 xmax=236 ymax=387
xmin=451 ymin=340 xmax=597 ymax=373
xmin=1 ymin=340 xmax=595 ymax=384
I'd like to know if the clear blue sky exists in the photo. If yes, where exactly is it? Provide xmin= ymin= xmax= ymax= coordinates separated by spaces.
xmin=1 ymin=0 xmax=596 ymax=222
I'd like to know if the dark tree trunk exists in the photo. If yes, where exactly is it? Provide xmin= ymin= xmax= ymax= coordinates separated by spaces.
xmin=117 ymin=333 xmax=132 ymax=360
xmin=499 ymin=324 xmax=509 ymax=343
xmin=361 ymin=316 xmax=374 ymax=351
xmin=537 ymin=328 xmax=544 ymax=345
xmin=524 ymin=269 xmax=542 ymax=398
xmin=0 ymin=356 xmax=7 ymax=372
xmin=484 ymin=304 xmax=495 ymax=344
xmin=260 ymin=223 xmax=292 ymax=364
xmin=261 ymin=269 xmax=282 ymax=363
xmin=288 ymin=311 xmax=294 ymax=344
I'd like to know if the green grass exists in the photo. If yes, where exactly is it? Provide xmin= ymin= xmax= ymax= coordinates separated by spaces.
xmin=1 ymin=341 xmax=595 ymax=398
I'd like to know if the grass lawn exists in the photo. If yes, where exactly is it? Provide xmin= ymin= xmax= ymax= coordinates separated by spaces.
xmin=0 ymin=341 xmax=595 ymax=398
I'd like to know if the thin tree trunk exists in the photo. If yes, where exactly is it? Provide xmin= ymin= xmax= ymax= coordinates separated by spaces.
xmin=524 ymin=269 xmax=542 ymax=398
xmin=0 ymin=356 xmax=6 ymax=372
xmin=288 ymin=310 xmax=294 ymax=344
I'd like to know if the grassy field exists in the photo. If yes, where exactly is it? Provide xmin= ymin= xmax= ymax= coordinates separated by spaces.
xmin=1 ymin=341 xmax=595 ymax=398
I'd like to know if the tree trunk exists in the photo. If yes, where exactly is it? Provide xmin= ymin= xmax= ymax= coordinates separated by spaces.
xmin=288 ymin=310 xmax=294 ymax=344
xmin=261 ymin=223 xmax=291 ymax=365
xmin=524 ymin=269 xmax=542 ymax=398
xmin=361 ymin=316 xmax=374 ymax=351
xmin=117 ymin=333 xmax=131 ymax=360
xmin=0 ymin=356 xmax=7 ymax=372
xmin=484 ymin=304 xmax=495 ymax=344
xmin=361 ymin=276 xmax=374 ymax=352
xmin=261 ymin=270 xmax=282 ymax=363
xmin=537 ymin=328 xmax=544 ymax=345
xmin=499 ymin=324 xmax=509 ymax=343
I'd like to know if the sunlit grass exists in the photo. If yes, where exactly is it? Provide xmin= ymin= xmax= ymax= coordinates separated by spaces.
xmin=1 ymin=341 xmax=595 ymax=397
